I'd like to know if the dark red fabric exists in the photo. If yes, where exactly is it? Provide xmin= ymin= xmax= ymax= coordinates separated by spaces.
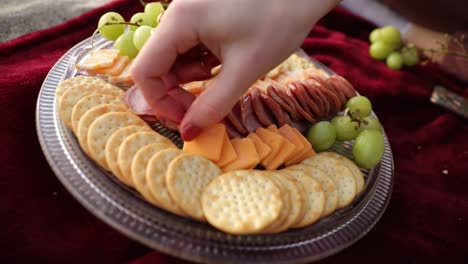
xmin=1 ymin=1 xmax=467 ymax=263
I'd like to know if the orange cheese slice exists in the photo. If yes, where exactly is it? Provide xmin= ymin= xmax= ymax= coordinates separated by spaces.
xmin=108 ymin=60 xmax=134 ymax=85
xmin=290 ymin=128 xmax=316 ymax=163
xmin=255 ymin=128 xmax=283 ymax=167
xmin=182 ymin=123 xmax=226 ymax=162
xmin=246 ymin=133 xmax=271 ymax=161
xmin=76 ymin=49 xmax=120 ymax=70
xmin=216 ymin=133 xmax=238 ymax=167
xmin=87 ymin=56 xmax=130 ymax=76
xmin=279 ymin=125 xmax=308 ymax=166
xmin=266 ymin=125 xmax=297 ymax=165
xmin=182 ymin=81 xmax=205 ymax=96
xmin=222 ymin=138 xmax=259 ymax=172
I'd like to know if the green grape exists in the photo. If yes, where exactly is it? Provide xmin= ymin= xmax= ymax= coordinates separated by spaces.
xmin=369 ymin=28 xmax=381 ymax=43
xmin=331 ymin=116 xmax=359 ymax=141
xmin=380 ymin=25 xmax=402 ymax=49
xmin=307 ymin=121 xmax=336 ymax=152
xmin=144 ymin=2 xmax=164 ymax=27
xmin=346 ymin=96 xmax=372 ymax=118
xmin=98 ymin=12 xmax=125 ymax=41
xmin=401 ymin=45 xmax=420 ymax=66
xmin=369 ymin=41 xmax=393 ymax=60
xmin=129 ymin=12 xmax=153 ymax=31
xmin=386 ymin=51 xmax=403 ymax=70
xmin=358 ymin=117 xmax=383 ymax=133
xmin=353 ymin=130 xmax=385 ymax=169
xmin=114 ymin=31 xmax=139 ymax=58
xmin=133 ymin=25 xmax=152 ymax=50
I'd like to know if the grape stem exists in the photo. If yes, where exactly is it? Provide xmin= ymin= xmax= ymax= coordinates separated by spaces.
xmin=91 ymin=22 xmax=141 ymax=48
xmin=344 ymin=108 xmax=368 ymax=130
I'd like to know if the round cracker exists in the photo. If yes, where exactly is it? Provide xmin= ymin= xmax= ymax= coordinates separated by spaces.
xmin=118 ymin=131 xmax=174 ymax=187
xmin=77 ymin=104 xmax=128 ymax=155
xmin=146 ymin=149 xmax=186 ymax=216
xmin=71 ymin=94 xmax=126 ymax=133
xmin=55 ymin=76 xmax=110 ymax=101
xmin=58 ymin=83 xmax=123 ymax=127
xmin=202 ymin=170 xmax=283 ymax=235
xmin=86 ymin=112 xmax=148 ymax=170
xmin=263 ymin=172 xmax=304 ymax=233
xmin=131 ymin=142 xmax=176 ymax=206
xmin=285 ymin=164 xmax=339 ymax=217
xmin=105 ymin=125 xmax=150 ymax=186
xmin=302 ymin=154 xmax=357 ymax=208
xmin=282 ymin=170 xmax=325 ymax=228
xmin=320 ymin=152 xmax=365 ymax=194
xmin=166 ymin=154 xmax=222 ymax=221
xmin=261 ymin=172 xmax=291 ymax=234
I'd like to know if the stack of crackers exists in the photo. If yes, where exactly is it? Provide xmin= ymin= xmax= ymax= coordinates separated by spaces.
xmin=56 ymin=75 xmax=365 ymax=235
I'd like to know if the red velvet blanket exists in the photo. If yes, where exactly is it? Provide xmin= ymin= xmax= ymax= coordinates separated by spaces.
xmin=1 ymin=0 xmax=467 ymax=263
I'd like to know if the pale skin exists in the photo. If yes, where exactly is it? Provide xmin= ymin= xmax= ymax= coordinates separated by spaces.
xmin=131 ymin=0 xmax=340 ymax=141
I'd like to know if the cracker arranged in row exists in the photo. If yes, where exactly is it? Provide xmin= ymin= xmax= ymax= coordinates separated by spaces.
xmin=284 ymin=164 xmax=339 ymax=216
xmin=118 ymin=131 xmax=174 ymax=187
xmin=105 ymin=125 xmax=151 ymax=185
xmin=319 ymin=152 xmax=365 ymax=194
xmin=55 ymin=76 xmax=110 ymax=101
xmin=166 ymin=154 xmax=222 ymax=221
xmin=77 ymin=104 xmax=128 ymax=155
xmin=59 ymin=82 xmax=123 ymax=127
xmin=302 ymin=154 xmax=357 ymax=208
xmin=146 ymin=149 xmax=187 ymax=216
xmin=202 ymin=170 xmax=283 ymax=235
xmin=71 ymin=93 xmax=126 ymax=133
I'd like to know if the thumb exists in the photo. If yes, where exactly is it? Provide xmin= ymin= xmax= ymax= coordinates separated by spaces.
xmin=180 ymin=48 xmax=272 ymax=141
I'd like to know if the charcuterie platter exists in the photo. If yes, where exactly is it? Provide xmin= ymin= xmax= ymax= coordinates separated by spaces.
xmin=36 ymin=6 xmax=394 ymax=261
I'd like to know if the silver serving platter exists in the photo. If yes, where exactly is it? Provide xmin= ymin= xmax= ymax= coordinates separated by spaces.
xmin=36 ymin=36 xmax=394 ymax=263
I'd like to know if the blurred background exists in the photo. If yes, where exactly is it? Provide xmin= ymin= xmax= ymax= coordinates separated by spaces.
xmin=0 ymin=0 xmax=112 ymax=42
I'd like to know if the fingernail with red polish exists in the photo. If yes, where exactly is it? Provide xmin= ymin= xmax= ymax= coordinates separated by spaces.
xmin=181 ymin=123 xmax=202 ymax=141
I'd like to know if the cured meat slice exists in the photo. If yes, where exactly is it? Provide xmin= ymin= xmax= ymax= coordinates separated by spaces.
xmin=260 ymin=92 xmax=286 ymax=126
xmin=251 ymin=89 xmax=275 ymax=127
xmin=226 ymin=102 xmax=248 ymax=136
xmin=266 ymin=85 xmax=295 ymax=115
xmin=283 ymin=110 xmax=309 ymax=133
xmin=289 ymin=82 xmax=313 ymax=117
xmin=302 ymin=80 xmax=325 ymax=118
xmin=241 ymin=94 xmax=263 ymax=133
xmin=271 ymin=85 xmax=302 ymax=121
xmin=223 ymin=118 xmax=244 ymax=138
xmin=123 ymin=85 xmax=153 ymax=116
xmin=325 ymin=77 xmax=347 ymax=107
xmin=329 ymin=75 xmax=356 ymax=99
xmin=314 ymin=80 xmax=342 ymax=114
xmin=305 ymin=79 xmax=331 ymax=116
xmin=293 ymin=81 xmax=322 ymax=117
xmin=285 ymin=87 xmax=316 ymax=123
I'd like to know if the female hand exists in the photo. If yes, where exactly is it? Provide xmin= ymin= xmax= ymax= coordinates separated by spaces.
xmin=131 ymin=0 xmax=339 ymax=140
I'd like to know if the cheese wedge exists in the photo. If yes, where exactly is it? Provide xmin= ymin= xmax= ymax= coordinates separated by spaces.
xmin=182 ymin=123 xmax=226 ymax=162
xmin=87 ymin=55 xmax=130 ymax=76
xmin=266 ymin=125 xmax=297 ymax=166
xmin=255 ymin=128 xmax=283 ymax=167
xmin=216 ymin=133 xmax=238 ymax=167
xmin=222 ymin=138 xmax=259 ymax=172
xmin=279 ymin=125 xmax=308 ymax=165
xmin=246 ymin=133 xmax=271 ymax=161
xmin=290 ymin=128 xmax=316 ymax=163
xmin=108 ymin=60 xmax=134 ymax=85
xmin=76 ymin=49 xmax=120 ymax=70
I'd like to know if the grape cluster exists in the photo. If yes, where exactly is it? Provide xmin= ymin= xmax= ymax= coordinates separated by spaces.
xmin=97 ymin=2 xmax=165 ymax=58
xmin=369 ymin=26 xmax=420 ymax=70
xmin=307 ymin=96 xmax=385 ymax=169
